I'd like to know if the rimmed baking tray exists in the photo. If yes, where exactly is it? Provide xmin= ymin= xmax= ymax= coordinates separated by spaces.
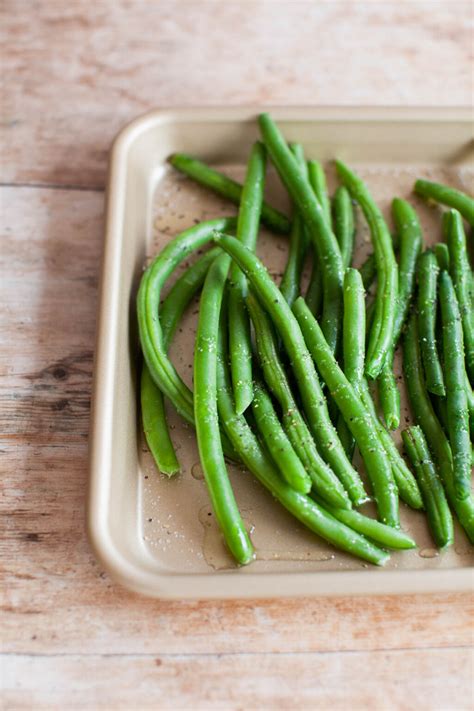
xmin=88 ymin=107 xmax=473 ymax=598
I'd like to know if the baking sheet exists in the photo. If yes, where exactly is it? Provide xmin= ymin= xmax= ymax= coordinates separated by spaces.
xmin=89 ymin=108 xmax=474 ymax=597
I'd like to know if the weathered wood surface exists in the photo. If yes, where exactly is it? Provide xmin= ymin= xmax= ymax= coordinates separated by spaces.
xmin=1 ymin=0 xmax=472 ymax=187
xmin=2 ymin=1 xmax=473 ymax=709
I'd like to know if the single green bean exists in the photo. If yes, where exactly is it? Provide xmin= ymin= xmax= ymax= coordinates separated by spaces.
xmin=246 ymin=292 xmax=356 ymax=508
xmin=251 ymin=381 xmax=312 ymax=494
xmin=308 ymin=161 xmax=332 ymax=225
xmin=439 ymin=271 xmax=471 ymax=500
xmin=343 ymin=268 xmax=423 ymax=510
xmin=141 ymin=366 xmax=179 ymax=476
xmin=336 ymin=415 xmax=356 ymax=461
xmin=333 ymin=186 xmax=355 ymax=269
xmin=259 ymin=113 xmax=344 ymax=353
xmin=417 ymin=249 xmax=445 ymax=396
xmin=414 ymin=178 xmax=474 ymax=226
xmin=336 ymin=160 xmax=398 ymax=378
xmin=216 ymin=317 xmax=389 ymax=566
xmin=402 ymin=426 xmax=453 ymax=548
xmin=403 ymin=314 xmax=474 ymax=543
xmin=194 ymin=253 xmax=254 ymax=565
xmin=312 ymin=497 xmax=416 ymax=550
xmin=214 ymin=232 xmax=364 ymax=502
xmin=377 ymin=199 xmax=423 ymax=430
xmin=293 ymin=296 xmax=400 ymax=527
xmin=446 ymin=210 xmax=474 ymax=383
xmin=279 ymin=144 xmax=309 ymax=306
xmin=305 ymin=160 xmax=330 ymax=319
xmin=142 ymin=247 xmax=220 ymax=475
xmin=434 ymin=242 xmax=450 ymax=272
xmin=169 ymin=152 xmax=290 ymax=234
xmin=229 ymin=142 xmax=266 ymax=413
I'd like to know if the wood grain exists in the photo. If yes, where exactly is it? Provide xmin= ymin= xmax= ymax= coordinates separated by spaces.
xmin=4 ymin=649 xmax=473 ymax=711
xmin=1 ymin=0 xmax=472 ymax=187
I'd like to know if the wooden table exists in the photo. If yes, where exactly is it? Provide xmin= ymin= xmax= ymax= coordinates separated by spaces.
xmin=2 ymin=2 xmax=473 ymax=708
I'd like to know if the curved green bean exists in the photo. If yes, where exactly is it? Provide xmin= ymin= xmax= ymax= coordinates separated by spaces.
xmin=293 ymin=296 xmax=400 ymax=527
xmin=213 ymin=232 xmax=364 ymax=502
xmin=417 ymin=249 xmax=445 ymax=396
xmin=335 ymin=160 xmax=398 ymax=378
xmin=229 ymin=141 xmax=266 ymax=413
xmin=279 ymin=144 xmax=309 ymax=306
xmin=402 ymin=426 xmax=453 ymax=548
xmin=259 ymin=113 xmax=344 ymax=353
xmin=137 ymin=217 xmax=236 ymax=424
xmin=169 ymin=152 xmax=290 ymax=234
xmin=403 ymin=315 xmax=474 ymax=543
xmin=216 ymin=317 xmax=389 ymax=566
xmin=377 ymin=198 xmax=423 ymax=429
xmin=414 ymin=178 xmax=474 ymax=226
xmin=333 ymin=186 xmax=355 ymax=269
xmin=439 ymin=271 xmax=471 ymax=500
xmin=312 ymin=497 xmax=416 ymax=550
xmin=246 ymin=292 xmax=357 ymax=508
xmin=194 ymin=253 xmax=254 ymax=565
xmin=251 ymin=381 xmax=312 ymax=494
xmin=446 ymin=210 xmax=474 ymax=383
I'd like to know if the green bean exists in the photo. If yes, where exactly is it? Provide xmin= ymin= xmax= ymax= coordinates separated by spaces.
xmin=338 ymin=266 xmax=365 ymax=460
xmin=138 ymin=217 xmax=236 ymax=423
xmin=259 ymin=113 xmax=343 ymax=353
xmin=402 ymin=426 xmax=453 ymax=548
xmin=308 ymin=161 xmax=332 ymax=225
xmin=336 ymin=415 xmax=356 ymax=461
xmin=137 ymin=218 xmax=237 ymax=460
xmin=141 ymin=366 xmax=179 ymax=476
xmin=216 ymin=317 xmax=389 ymax=566
xmin=333 ymin=186 xmax=355 ymax=269
xmin=446 ymin=210 xmax=474 ymax=383
xmin=279 ymin=144 xmax=309 ymax=306
xmin=293 ymin=297 xmax=400 ymax=527
xmin=343 ymin=268 xmax=423 ymax=510
xmin=335 ymin=160 xmax=398 ymax=378
xmin=169 ymin=152 xmax=290 ymax=234
xmin=312 ymin=497 xmax=416 ymax=550
xmin=213 ymin=232 xmax=365 ymax=503
xmin=229 ymin=142 xmax=266 ymax=413
xmin=142 ymin=247 xmax=220 ymax=475
xmin=414 ymin=178 xmax=474 ymax=226
xmin=439 ymin=271 xmax=471 ymax=500
xmin=251 ymin=381 xmax=312 ymax=494
xmin=403 ymin=314 xmax=474 ymax=543
xmin=378 ymin=198 xmax=423 ymax=429
xmin=304 ymin=160 xmax=331 ymax=319
xmin=194 ymin=252 xmax=254 ymax=565
xmin=417 ymin=249 xmax=445 ymax=396
xmin=435 ymin=242 xmax=450 ymax=272
xmin=246 ymin=292 xmax=356 ymax=508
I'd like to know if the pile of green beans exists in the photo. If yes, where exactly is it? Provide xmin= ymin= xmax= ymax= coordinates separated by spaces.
xmin=137 ymin=113 xmax=473 ymax=568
